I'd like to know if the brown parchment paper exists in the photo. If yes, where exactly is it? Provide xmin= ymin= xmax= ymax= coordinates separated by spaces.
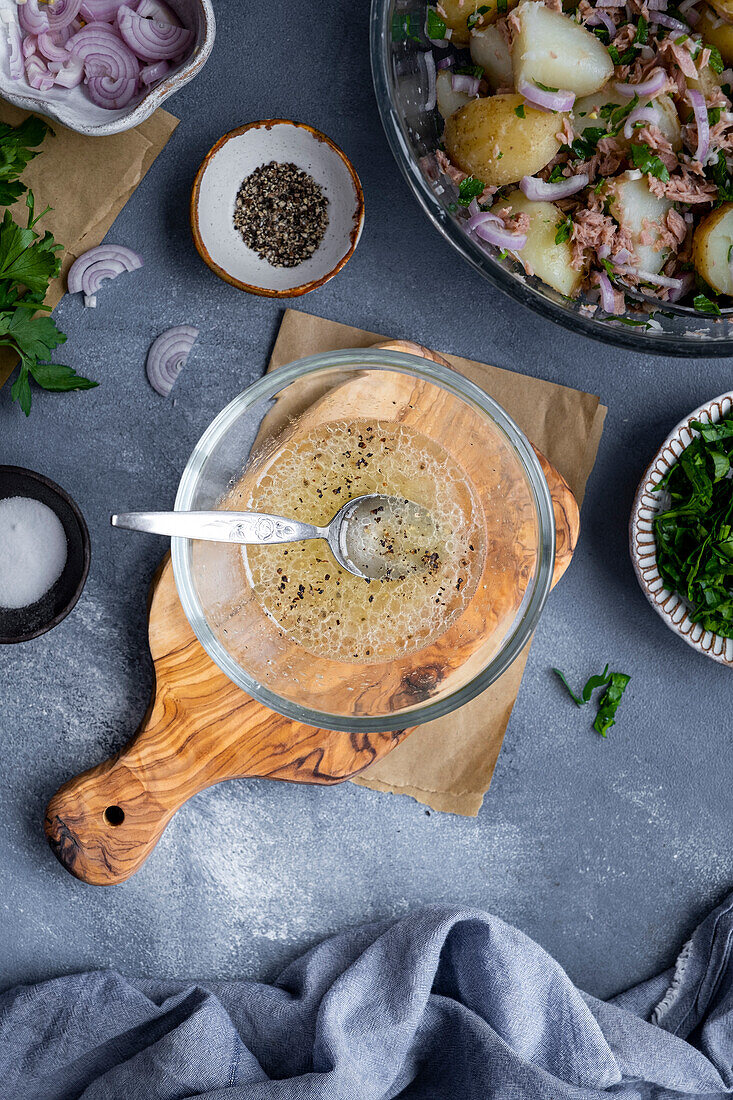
xmin=268 ymin=309 xmax=607 ymax=817
xmin=0 ymin=102 xmax=179 ymax=390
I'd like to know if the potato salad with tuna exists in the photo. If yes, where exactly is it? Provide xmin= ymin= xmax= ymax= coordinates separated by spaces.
xmin=420 ymin=0 xmax=733 ymax=314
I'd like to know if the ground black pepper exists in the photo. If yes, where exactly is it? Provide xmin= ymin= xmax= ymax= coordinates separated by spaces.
xmin=233 ymin=161 xmax=329 ymax=268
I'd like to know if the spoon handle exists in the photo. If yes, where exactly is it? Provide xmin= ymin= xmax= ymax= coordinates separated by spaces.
xmin=111 ymin=511 xmax=323 ymax=545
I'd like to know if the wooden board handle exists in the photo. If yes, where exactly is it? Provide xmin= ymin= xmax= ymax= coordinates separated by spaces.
xmin=375 ymin=340 xmax=580 ymax=587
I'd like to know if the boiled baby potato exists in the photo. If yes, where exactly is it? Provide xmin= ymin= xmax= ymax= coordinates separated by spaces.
xmin=502 ymin=190 xmax=582 ymax=296
xmin=685 ymin=53 xmax=722 ymax=102
xmin=692 ymin=203 xmax=733 ymax=295
xmin=444 ymin=94 xmax=565 ymax=187
xmin=697 ymin=4 xmax=733 ymax=65
xmin=605 ymin=172 xmax=673 ymax=273
xmin=440 ymin=0 xmax=519 ymax=46
xmin=512 ymin=0 xmax=614 ymax=97
xmin=573 ymin=87 xmax=682 ymax=150
xmin=436 ymin=69 xmax=474 ymax=119
xmin=470 ymin=24 xmax=513 ymax=90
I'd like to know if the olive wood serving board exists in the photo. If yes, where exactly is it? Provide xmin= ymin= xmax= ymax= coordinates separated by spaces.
xmin=45 ymin=343 xmax=580 ymax=886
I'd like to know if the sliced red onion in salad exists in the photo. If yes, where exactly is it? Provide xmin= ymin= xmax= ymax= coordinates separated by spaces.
xmin=613 ymin=263 xmax=685 ymax=289
xmin=452 ymin=73 xmax=480 ymax=95
xmin=687 ymin=88 xmax=710 ymax=162
xmin=146 ymin=325 xmax=199 ymax=397
xmin=520 ymin=172 xmax=589 ymax=200
xmin=437 ymin=55 xmax=453 ymax=69
xmin=614 ymin=68 xmax=667 ymax=98
xmin=423 ymin=49 xmax=437 ymax=111
xmin=649 ymin=12 xmax=690 ymax=32
xmin=470 ymin=213 xmax=528 ymax=251
xmin=598 ymin=271 xmax=618 ymax=312
xmin=590 ymin=9 xmax=618 ymax=35
xmin=67 ymin=244 xmax=143 ymax=308
xmin=517 ymin=78 xmax=575 ymax=112
xmin=623 ymin=105 xmax=660 ymax=138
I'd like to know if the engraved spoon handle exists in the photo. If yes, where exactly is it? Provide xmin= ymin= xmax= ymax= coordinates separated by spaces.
xmin=111 ymin=511 xmax=324 ymax=545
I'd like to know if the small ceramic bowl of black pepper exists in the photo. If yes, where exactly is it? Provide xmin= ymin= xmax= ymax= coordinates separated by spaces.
xmin=190 ymin=119 xmax=365 ymax=298
xmin=0 ymin=466 xmax=90 ymax=644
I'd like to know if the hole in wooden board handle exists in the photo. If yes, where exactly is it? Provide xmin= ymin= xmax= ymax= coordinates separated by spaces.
xmin=374 ymin=340 xmax=580 ymax=588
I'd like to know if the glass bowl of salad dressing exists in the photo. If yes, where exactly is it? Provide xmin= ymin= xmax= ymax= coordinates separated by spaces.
xmin=172 ymin=348 xmax=555 ymax=732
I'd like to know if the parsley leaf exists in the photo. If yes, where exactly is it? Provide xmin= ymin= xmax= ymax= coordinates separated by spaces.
xmin=454 ymin=63 xmax=484 ymax=78
xmin=457 ymin=175 xmax=485 ymax=204
xmin=634 ymin=15 xmax=648 ymax=44
xmin=547 ymin=164 xmax=566 ymax=182
xmin=555 ymin=215 xmax=573 ymax=244
xmin=694 ymin=292 xmax=722 ymax=314
xmin=497 ymin=0 xmax=507 ymax=13
xmin=534 ymin=79 xmax=559 ymax=92
xmin=630 ymin=141 xmax=670 ymax=181
xmin=514 ymin=103 xmax=526 ymax=118
xmin=425 ymin=8 xmax=447 ymax=39
xmin=708 ymin=43 xmax=724 ymax=73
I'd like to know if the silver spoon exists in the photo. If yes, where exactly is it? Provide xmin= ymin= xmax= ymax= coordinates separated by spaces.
xmin=111 ymin=494 xmax=437 ymax=582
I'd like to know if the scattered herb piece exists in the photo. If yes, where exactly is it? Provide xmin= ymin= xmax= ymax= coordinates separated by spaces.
xmin=554 ymin=664 xmax=631 ymax=737
xmin=514 ymin=104 xmax=526 ymax=118
xmin=425 ymin=8 xmax=447 ymax=39
xmin=653 ymin=414 xmax=733 ymax=636
xmin=593 ymin=674 xmax=631 ymax=737
xmin=534 ymin=79 xmax=559 ymax=92
xmin=630 ymin=142 xmax=670 ymax=182
xmin=547 ymin=164 xmax=566 ymax=182
xmin=454 ymin=63 xmax=484 ymax=78
xmin=457 ymin=175 xmax=485 ymax=205
xmin=555 ymin=215 xmax=573 ymax=244
xmin=693 ymin=292 xmax=722 ymax=315
xmin=608 ymin=43 xmax=637 ymax=66
xmin=708 ymin=43 xmax=724 ymax=73
xmin=708 ymin=106 xmax=722 ymax=126
xmin=497 ymin=0 xmax=508 ymax=13
xmin=634 ymin=15 xmax=648 ymax=44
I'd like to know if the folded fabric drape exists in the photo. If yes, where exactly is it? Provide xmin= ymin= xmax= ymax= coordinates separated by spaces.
xmin=2 ymin=891 xmax=732 ymax=1099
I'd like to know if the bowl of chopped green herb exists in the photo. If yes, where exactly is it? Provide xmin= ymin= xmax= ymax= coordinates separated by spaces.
xmin=630 ymin=393 xmax=733 ymax=665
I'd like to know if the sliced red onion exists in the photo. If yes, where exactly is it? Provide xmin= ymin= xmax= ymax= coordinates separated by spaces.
xmin=22 ymin=32 xmax=37 ymax=59
xmin=598 ymin=271 xmax=618 ymax=312
xmin=2 ymin=12 xmax=24 ymax=80
xmin=67 ymin=244 xmax=143 ymax=307
xmin=47 ymin=0 xmax=83 ymax=32
xmin=613 ymin=263 xmax=684 ymax=289
xmin=53 ymin=55 xmax=84 ymax=86
xmin=117 ymin=4 xmax=193 ymax=61
xmin=422 ymin=49 xmax=437 ymax=111
xmin=688 ymin=88 xmax=710 ymax=162
xmin=596 ymin=0 xmax=625 ymax=7
xmin=517 ymin=77 xmax=575 ymax=112
xmin=474 ymin=219 xmax=527 ymax=251
xmin=592 ymin=9 xmax=617 ymax=34
xmin=25 ymin=54 xmax=54 ymax=89
xmin=146 ymin=325 xmax=199 ymax=397
xmin=614 ymin=246 xmax=632 ymax=264
xmin=37 ymin=31 xmax=70 ymax=63
xmin=67 ymin=22 xmax=140 ymax=78
xmin=140 ymin=58 xmax=169 ymax=84
xmin=87 ymin=73 xmax=138 ymax=108
xmin=597 ymin=243 xmax=611 ymax=259
xmin=136 ymin=0 xmax=181 ymax=23
xmin=614 ymin=68 xmax=666 ymax=98
xmin=437 ymin=55 xmax=453 ymax=69
xmin=452 ymin=73 xmax=479 ymax=95
xmin=623 ymin=105 xmax=659 ymax=138
xmin=667 ymin=271 xmax=695 ymax=301
xmin=79 ymin=0 xmax=127 ymax=21
xmin=520 ymin=172 xmax=588 ymax=200
xmin=467 ymin=209 xmax=499 ymax=231
xmin=18 ymin=0 xmax=50 ymax=36
xmin=647 ymin=0 xmax=668 ymax=9
xmin=639 ymin=44 xmax=655 ymax=59
xmin=650 ymin=12 xmax=689 ymax=31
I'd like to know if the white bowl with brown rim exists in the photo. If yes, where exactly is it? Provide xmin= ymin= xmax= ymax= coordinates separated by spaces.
xmin=630 ymin=392 xmax=733 ymax=667
xmin=190 ymin=119 xmax=365 ymax=298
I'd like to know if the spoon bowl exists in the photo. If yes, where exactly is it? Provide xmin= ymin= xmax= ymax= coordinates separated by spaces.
xmin=111 ymin=492 xmax=437 ymax=582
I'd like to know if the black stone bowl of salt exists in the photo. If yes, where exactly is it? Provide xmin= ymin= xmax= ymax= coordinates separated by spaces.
xmin=0 ymin=466 xmax=90 ymax=644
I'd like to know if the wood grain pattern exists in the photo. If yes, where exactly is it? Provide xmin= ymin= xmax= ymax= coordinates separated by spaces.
xmin=44 ymin=341 xmax=580 ymax=886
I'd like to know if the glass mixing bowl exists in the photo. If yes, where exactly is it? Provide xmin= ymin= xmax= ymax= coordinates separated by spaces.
xmin=370 ymin=0 xmax=733 ymax=356
xmin=172 ymin=348 xmax=555 ymax=732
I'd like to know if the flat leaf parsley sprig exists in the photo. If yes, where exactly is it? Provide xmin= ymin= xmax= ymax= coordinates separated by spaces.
xmin=0 ymin=116 xmax=96 ymax=416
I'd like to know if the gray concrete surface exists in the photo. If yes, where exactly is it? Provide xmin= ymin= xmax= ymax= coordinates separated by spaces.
xmin=2 ymin=0 xmax=732 ymax=1004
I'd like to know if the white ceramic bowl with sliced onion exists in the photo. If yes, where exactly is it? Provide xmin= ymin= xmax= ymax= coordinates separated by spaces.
xmin=630 ymin=392 xmax=733 ymax=667
xmin=0 ymin=0 xmax=214 ymax=137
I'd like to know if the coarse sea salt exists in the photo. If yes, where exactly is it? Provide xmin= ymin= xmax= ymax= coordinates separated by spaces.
xmin=0 ymin=496 xmax=67 ymax=610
